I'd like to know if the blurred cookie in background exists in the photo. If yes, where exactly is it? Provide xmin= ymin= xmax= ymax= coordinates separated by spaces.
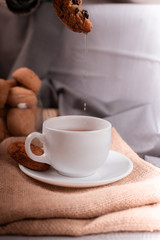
xmin=7 ymin=108 xmax=36 ymax=136
xmin=0 ymin=79 xmax=9 ymax=109
xmin=12 ymin=67 xmax=41 ymax=93
xmin=7 ymin=86 xmax=38 ymax=108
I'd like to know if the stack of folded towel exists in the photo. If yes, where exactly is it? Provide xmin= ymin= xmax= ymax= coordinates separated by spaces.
xmin=0 ymin=125 xmax=160 ymax=236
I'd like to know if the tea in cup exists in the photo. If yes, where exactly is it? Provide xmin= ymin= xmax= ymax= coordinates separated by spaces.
xmin=25 ymin=115 xmax=112 ymax=177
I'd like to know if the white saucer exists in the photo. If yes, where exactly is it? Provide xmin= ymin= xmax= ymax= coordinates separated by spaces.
xmin=19 ymin=150 xmax=133 ymax=188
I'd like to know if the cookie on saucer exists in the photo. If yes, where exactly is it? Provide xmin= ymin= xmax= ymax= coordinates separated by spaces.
xmin=8 ymin=141 xmax=50 ymax=171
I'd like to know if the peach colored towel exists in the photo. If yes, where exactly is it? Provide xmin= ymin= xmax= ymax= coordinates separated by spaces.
xmin=1 ymin=128 xmax=160 ymax=236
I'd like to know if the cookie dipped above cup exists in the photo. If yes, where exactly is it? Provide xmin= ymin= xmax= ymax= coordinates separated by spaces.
xmin=52 ymin=0 xmax=93 ymax=33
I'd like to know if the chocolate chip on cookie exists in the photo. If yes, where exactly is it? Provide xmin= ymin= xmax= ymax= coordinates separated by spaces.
xmin=52 ymin=0 xmax=93 ymax=33
xmin=72 ymin=0 xmax=81 ymax=5
xmin=81 ymin=9 xmax=89 ymax=19
xmin=8 ymin=141 xmax=50 ymax=171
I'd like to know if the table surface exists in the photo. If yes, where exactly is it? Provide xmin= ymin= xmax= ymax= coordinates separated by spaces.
xmin=1 ymin=233 xmax=160 ymax=240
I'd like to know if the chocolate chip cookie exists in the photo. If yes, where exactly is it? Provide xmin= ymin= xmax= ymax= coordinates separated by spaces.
xmin=52 ymin=0 xmax=93 ymax=33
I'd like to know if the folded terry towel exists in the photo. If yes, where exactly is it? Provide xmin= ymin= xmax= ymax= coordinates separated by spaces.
xmin=1 ymin=128 xmax=160 ymax=236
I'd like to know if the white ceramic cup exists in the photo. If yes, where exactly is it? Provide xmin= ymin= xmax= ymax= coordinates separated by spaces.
xmin=25 ymin=115 xmax=112 ymax=178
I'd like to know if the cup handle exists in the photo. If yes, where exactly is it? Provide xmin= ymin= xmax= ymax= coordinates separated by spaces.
xmin=25 ymin=132 xmax=49 ymax=164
